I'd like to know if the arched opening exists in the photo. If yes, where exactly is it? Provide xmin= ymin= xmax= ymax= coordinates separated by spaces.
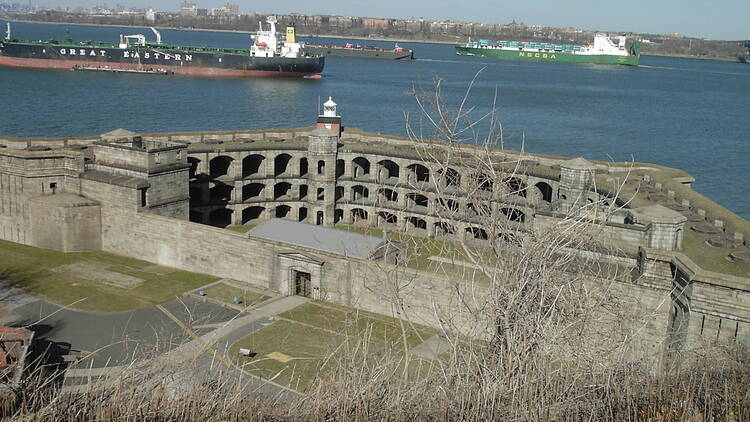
xmin=377 ymin=160 xmax=400 ymax=181
xmin=276 ymin=205 xmax=292 ymax=218
xmin=242 ymin=206 xmax=264 ymax=224
xmin=316 ymin=211 xmax=324 ymax=225
xmin=501 ymin=207 xmax=526 ymax=223
xmin=474 ymin=173 xmax=493 ymax=192
xmin=299 ymin=184 xmax=308 ymax=200
xmin=505 ymin=177 xmax=527 ymax=197
xmin=209 ymin=208 xmax=232 ymax=228
xmin=298 ymin=207 xmax=308 ymax=222
xmin=351 ymin=208 xmax=368 ymax=222
xmin=274 ymin=182 xmax=292 ymax=200
xmin=299 ymin=158 xmax=308 ymax=176
xmin=352 ymin=185 xmax=369 ymax=200
xmin=334 ymin=209 xmax=344 ymax=224
xmin=406 ymin=216 xmax=427 ymax=230
xmin=317 ymin=187 xmax=325 ymax=200
xmin=434 ymin=222 xmax=455 ymax=236
xmin=534 ymin=181 xmax=553 ymax=202
xmin=378 ymin=188 xmax=398 ymax=202
xmin=436 ymin=197 xmax=458 ymax=212
xmin=467 ymin=202 xmax=490 ymax=216
xmin=407 ymin=163 xmax=430 ymax=183
xmin=274 ymin=154 xmax=292 ymax=177
xmin=317 ymin=160 xmax=326 ymax=175
xmin=406 ymin=192 xmax=428 ymax=209
xmin=466 ymin=226 xmax=488 ymax=240
xmin=242 ymin=154 xmax=264 ymax=178
xmin=242 ymin=183 xmax=265 ymax=201
xmin=209 ymin=156 xmax=232 ymax=178
xmin=442 ymin=167 xmax=460 ymax=187
xmin=188 ymin=157 xmax=200 ymax=179
xmin=209 ymin=182 xmax=233 ymax=203
xmin=335 ymin=186 xmax=344 ymax=201
xmin=352 ymin=157 xmax=371 ymax=179
xmin=336 ymin=159 xmax=345 ymax=178
xmin=378 ymin=211 xmax=397 ymax=225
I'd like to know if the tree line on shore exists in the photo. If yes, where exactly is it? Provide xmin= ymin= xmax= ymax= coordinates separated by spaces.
xmin=10 ymin=10 xmax=748 ymax=62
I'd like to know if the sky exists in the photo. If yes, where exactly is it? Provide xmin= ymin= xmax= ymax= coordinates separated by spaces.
xmin=29 ymin=0 xmax=750 ymax=40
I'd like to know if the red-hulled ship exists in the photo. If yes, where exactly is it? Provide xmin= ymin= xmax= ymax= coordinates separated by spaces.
xmin=0 ymin=17 xmax=324 ymax=77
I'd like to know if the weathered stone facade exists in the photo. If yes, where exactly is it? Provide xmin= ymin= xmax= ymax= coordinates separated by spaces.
xmin=1 ymin=107 xmax=748 ymax=360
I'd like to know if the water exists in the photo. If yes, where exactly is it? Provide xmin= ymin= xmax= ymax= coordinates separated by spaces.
xmin=1 ymin=21 xmax=748 ymax=220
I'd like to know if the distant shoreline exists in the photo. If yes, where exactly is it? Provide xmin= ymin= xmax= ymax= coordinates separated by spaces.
xmin=7 ymin=19 xmax=744 ymax=63
xmin=8 ymin=19 xmax=460 ymax=45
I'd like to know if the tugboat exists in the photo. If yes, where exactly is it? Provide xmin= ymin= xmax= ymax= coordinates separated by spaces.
xmin=456 ymin=33 xmax=641 ymax=66
xmin=0 ymin=18 xmax=324 ymax=77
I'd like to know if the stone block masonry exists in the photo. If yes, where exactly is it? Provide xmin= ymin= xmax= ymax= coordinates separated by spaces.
xmin=0 ymin=102 xmax=748 ymax=361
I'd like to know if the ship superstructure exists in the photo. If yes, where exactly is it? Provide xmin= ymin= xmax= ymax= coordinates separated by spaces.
xmin=456 ymin=33 xmax=641 ymax=66
xmin=0 ymin=18 xmax=324 ymax=77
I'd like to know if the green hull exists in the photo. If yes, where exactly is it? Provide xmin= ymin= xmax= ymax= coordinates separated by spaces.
xmin=456 ymin=46 xmax=640 ymax=66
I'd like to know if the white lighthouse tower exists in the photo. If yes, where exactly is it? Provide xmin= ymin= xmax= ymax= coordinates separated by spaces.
xmin=316 ymin=96 xmax=342 ymax=136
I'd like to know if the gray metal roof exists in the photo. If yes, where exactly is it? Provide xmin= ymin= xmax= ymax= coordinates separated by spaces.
xmin=249 ymin=219 xmax=384 ymax=259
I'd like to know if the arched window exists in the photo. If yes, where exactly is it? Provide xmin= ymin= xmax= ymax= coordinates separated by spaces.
xmin=242 ymin=154 xmax=265 ymax=178
xmin=407 ymin=163 xmax=430 ymax=183
xmin=209 ymin=156 xmax=232 ymax=178
xmin=274 ymin=154 xmax=292 ymax=177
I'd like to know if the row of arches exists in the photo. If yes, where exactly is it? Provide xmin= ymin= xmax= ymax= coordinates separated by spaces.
xmin=191 ymin=154 xmax=320 ymax=180
xmin=190 ymin=155 xmax=555 ymax=205
xmin=192 ymin=179 xmax=530 ymax=224
xmin=341 ymin=206 xmax=526 ymax=225
xmin=333 ymin=208 xmax=522 ymax=242
xmin=192 ymin=205 xmax=314 ymax=228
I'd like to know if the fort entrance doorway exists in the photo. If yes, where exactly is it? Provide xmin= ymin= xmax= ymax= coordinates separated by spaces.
xmin=293 ymin=270 xmax=311 ymax=297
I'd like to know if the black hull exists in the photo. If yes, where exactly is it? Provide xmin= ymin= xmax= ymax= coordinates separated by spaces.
xmin=0 ymin=40 xmax=325 ymax=77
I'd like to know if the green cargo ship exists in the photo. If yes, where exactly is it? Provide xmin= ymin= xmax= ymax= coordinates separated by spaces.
xmin=456 ymin=34 xmax=642 ymax=66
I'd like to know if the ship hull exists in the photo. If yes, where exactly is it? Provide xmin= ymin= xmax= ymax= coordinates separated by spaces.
xmin=305 ymin=45 xmax=413 ymax=60
xmin=0 ymin=41 xmax=325 ymax=77
xmin=456 ymin=46 xmax=639 ymax=66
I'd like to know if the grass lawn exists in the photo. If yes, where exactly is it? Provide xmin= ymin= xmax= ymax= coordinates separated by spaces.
xmin=682 ymin=230 xmax=750 ymax=278
xmin=225 ymin=224 xmax=256 ymax=234
xmin=333 ymin=224 xmax=490 ymax=282
xmin=229 ymin=301 xmax=437 ymax=391
xmin=202 ymin=282 xmax=270 ymax=306
xmin=0 ymin=239 xmax=218 ymax=312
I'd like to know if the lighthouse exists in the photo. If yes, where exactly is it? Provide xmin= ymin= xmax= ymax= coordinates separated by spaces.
xmin=316 ymin=97 xmax=342 ymax=137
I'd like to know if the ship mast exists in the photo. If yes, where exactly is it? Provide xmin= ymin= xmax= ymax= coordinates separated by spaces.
xmin=150 ymin=27 xmax=162 ymax=44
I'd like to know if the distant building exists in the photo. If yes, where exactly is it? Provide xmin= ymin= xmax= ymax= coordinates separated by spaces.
xmin=145 ymin=7 xmax=156 ymax=23
xmin=211 ymin=4 xmax=239 ymax=17
xmin=180 ymin=1 xmax=197 ymax=16
xmin=362 ymin=18 xmax=389 ymax=30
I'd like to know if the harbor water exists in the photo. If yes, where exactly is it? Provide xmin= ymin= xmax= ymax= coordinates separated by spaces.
xmin=1 ymin=20 xmax=748 ymax=220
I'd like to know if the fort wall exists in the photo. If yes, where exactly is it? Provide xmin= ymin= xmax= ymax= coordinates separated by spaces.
xmin=1 ymin=116 xmax=749 ymax=357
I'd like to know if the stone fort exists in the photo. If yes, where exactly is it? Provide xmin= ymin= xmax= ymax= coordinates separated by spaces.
xmin=0 ymin=98 xmax=748 ymax=360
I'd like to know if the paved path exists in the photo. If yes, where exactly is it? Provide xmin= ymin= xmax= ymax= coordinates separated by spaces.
xmin=6 ymin=296 xmax=238 ymax=368
xmin=62 ymin=296 xmax=310 ymax=396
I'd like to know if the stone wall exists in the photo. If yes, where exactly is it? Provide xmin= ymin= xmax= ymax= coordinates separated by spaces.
xmin=28 ymin=194 xmax=101 ymax=252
